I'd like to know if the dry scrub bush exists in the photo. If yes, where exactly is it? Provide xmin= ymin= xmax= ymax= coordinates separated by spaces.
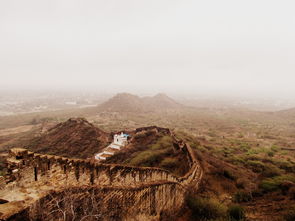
xmin=186 ymin=196 xmax=227 ymax=220
xmin=228 ymin=204 xmax=245 ymax=221
xmin=259 ymin=175 xmax=295 ymax=193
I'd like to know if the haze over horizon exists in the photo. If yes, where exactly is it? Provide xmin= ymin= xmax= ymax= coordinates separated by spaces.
xmin=1 ymin=0 xmax=295 ymax=99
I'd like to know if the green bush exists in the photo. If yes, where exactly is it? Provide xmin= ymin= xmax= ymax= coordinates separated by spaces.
xmin=189 ymin=142 xmax=198 ymax=150
xmin=129 ymin=135 xmax=174 ymax=167
xmin=244 ymin=155 xmax=263 ymax=162
xmin=149 ymin=143 xmax=162 ymax=150
xmin=229 ymin=156 xmax=246 ymax=166
xmin=259 ymin=175 xmax=295 ymax=193
xmin=246 ymin=160 xmax=265 ymax=173
xmin=187 ymin=196 xmax=227 ymax=220
xmin=128 ymin=150 xmax=165 ymax=166
xmin=228 ymin=204 xmax=245 ymax=221
xmin=158 ymin=135 xmax=173 ymax=147
xmin=197 ymin=145 xmax=207 ymax=152
xmin=246 ymin=149 xmax=259 ymax=155
xmin=271 ymin=145 xmax=280 ymax=152
xmin=275 ymin=160 xmax=295 ymax=173
xmin=148 ymin=135 xmax=173 ymax=150
xmin=0 ymin=170 xmax=5 ymax=176
xmin=267 ymin=151 xmax=274 ymax=157
xmin=261 ymin=164 xmax=282 ymax=178
xmin=259 ymin=179 xmax=280 ymax=192
xmin=160 ymin=157 xmax=178 ymax=169
xmin=239 ymin=143 xmax=250 ymax=152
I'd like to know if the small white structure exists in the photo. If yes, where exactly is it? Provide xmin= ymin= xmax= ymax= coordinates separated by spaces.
xmin=103 ymin=151 xmax=114 ymax=155
xmin=114 ymin=132 xmax=129 ymax=146
xmin=95 ymin=153 xmax=106 ymax=160
xmin=109 ymin=143 xmax=121 ymax=150
xmin=94 ymin=132 xmax=129 ymax=160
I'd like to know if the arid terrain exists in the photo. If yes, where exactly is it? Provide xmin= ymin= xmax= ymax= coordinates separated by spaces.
xmin=0 ymin=93 xmax=295 ymax=220
xmin=2 ymin=0 xmax=295 ymax=219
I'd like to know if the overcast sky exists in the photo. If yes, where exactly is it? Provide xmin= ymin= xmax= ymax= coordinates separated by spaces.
xmin=0 ymin=0 xmax=295 ymax=97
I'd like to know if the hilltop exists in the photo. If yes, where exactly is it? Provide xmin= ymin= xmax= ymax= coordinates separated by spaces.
xmin=97 ymin=93 xmax=183 ymax=112
xmin=24 ymin=118 xmax=110 ymax=159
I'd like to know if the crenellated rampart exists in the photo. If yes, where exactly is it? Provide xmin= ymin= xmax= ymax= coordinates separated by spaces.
xmin=7 ymin=148 xmax=180 ymax=188
xmin=0 ymin=126 xmax=203 ymax=221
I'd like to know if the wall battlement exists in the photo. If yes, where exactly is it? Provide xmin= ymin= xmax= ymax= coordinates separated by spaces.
xmin=7 ymin=148 xmax=181 ymax=187
xmin=1 ymin=127 xmax=203 ymax=220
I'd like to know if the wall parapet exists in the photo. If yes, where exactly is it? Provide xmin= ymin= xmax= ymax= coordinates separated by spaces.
xmin=6 ymin=127 xmax=200 ymax=188
xmin=2 ymin=126 xmax=203 ymax=220
xmin=7 ymin=148 xmax=183 ymax=187
xmin=5 ymin=182 xmax=185 ymax=221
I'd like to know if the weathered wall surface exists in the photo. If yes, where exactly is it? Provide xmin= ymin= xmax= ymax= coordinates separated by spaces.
xmin=1 ymin=127 xmax=203 ymax=221
xmin=24 ymin=183 xmax=185 ymax=221
xmin=7 ymin=148 xmax=179 ymax=188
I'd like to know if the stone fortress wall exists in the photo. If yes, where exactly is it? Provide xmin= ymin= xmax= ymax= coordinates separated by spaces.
xmin=1 ymin=126 xmax=203 ymax=221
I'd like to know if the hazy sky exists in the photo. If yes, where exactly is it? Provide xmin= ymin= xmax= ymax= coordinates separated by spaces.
xmin=1 ymin=0 xmax=295 ymax=97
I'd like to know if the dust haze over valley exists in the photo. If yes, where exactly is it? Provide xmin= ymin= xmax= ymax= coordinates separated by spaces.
xmin=1 ymin=0 xmax=295 ymax=101
xmin=1 ymin=1 xmax=295 ymax=221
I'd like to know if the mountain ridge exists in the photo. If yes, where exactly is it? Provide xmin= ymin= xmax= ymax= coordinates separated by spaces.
xmin=97 ymin=93 xmax=183 ymax=112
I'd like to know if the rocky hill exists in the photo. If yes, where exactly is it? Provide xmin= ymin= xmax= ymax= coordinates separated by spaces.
xmin=97 ymin=93 xmax=183 ymax=112
xmin=24 ymin=118 xmax=110 ymax=159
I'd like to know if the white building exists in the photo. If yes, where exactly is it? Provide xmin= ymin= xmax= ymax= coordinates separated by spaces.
xmin=113 ymin=132 xmax=128 ymax=146
xmin=94 ymin=132 xmax=129 ymax=160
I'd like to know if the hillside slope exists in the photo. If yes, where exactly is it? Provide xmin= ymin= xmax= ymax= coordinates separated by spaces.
xmin=25 ymin=118 xmax=110 ymax=159
xmin=104 ymin=127 xmax=191 ymax=176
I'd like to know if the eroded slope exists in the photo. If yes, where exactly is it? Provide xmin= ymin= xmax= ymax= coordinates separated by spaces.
xmin=24 ymin=118 xmax=110 ymax=159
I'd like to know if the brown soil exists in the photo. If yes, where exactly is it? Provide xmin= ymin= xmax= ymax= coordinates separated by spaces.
xmin=24 ymin=118 xmax=110 ymax=159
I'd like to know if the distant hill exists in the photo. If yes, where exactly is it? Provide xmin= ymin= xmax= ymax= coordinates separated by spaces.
xmin=277 ymin=107 xmax=295 ymax=116
xmin=25 ymin=118 xmax=110 ymax=159
xmin=272 ymin=107 xmax=295 ymax=123
xmin=97 ymin=93 xmax=183 ymax=112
